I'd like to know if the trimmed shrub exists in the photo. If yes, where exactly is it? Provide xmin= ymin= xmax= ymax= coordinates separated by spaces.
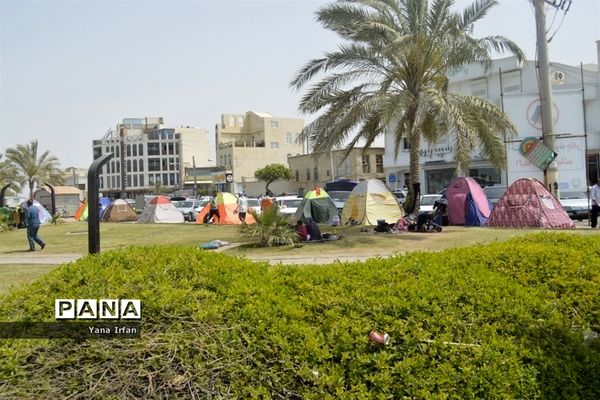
xmin=0 ymin=233 xmax=599 ymax=398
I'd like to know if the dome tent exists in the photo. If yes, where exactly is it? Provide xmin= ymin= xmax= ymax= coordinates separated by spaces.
xmin=101 ymin=199 xmax=138 ymax=222
xmin=195 ymin=192 xmax=256 ymax=225
xmin=138 ymin=196 xmax=184 ymax=224
xmin=445 ymin=177 xmax=492 ymax=226
xmin=295 ymin=187 xmax=339 ymax=224
xmin=341 ymin=179 xmax=403 ymax=225
xmin=486 ymin=178 xmax=574 ymax=228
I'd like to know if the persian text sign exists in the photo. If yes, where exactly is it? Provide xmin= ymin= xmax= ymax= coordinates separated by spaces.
xmin=518 ymin=137 xmax=557 ymax=172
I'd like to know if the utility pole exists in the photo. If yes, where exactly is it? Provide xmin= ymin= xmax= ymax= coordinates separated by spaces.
xmin=192 ymin=156 xmax=198 ymax=198
xmin=533 ymin=0 xmax=567 ymax=197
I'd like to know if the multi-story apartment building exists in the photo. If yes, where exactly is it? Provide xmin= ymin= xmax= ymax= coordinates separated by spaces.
xmin=288 ymin=147 xmax=385 ymax=194
xmin=92 ymin=117 xmax=212 ymax=197
xmin=215 ymin=111 xmax=304 ymax=194
xmin=383 ymin=47 xmax=600 ymax=194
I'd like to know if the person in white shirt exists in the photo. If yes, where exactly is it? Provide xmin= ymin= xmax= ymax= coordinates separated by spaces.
xmin=591 ymin=180 xmax=600 ymax=228
xmin=237 ymin=193 xmax=249 ymax=222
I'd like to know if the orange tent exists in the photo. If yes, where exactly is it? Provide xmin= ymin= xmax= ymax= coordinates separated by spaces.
xmin=195 ymin=193 xmax=256 ymax=224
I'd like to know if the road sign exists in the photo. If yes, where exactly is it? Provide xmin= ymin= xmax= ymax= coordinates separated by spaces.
xmin=388 ymin=174 xmax=396 ymax=183
xmin=225 ymin=173 xmax=233 ymax=183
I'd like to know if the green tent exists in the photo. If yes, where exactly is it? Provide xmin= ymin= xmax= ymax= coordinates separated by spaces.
xmin=294 ymin=188 xmax=339 ymax=224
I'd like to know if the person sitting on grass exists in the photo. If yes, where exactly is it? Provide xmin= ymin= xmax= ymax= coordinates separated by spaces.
xmin=296 ymin=220 xmax=310 ymax=242
xmin=305 ymin=218 xmax=322 ymax=241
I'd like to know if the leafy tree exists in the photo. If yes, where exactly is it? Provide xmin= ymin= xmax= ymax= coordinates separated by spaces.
xmin=151 ymin=181 xmax=170 ymax=195
xmin=240 ymin=206 xmax=297 ymax=247
xmin=291 ymin=0 xmax=523 ymax=212
xmin=254 ymin=164 xmax=293 ymax=194
xmin=0 ymin=154 xmax=23 ymax=195
xmin=5 ymin=141 xmax=64 ymax=199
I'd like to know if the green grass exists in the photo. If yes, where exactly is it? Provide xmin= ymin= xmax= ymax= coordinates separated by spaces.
xmin=1 ymin=233 xmax=599 ymax=398
xmin=0 ymin=265 xmax=57 ymax=295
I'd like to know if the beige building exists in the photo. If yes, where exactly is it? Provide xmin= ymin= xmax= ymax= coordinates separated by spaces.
xmin=288 ymin=147 xmax=385 ymax=194
xmin=215 ymin=111 xmax=304 ymax=193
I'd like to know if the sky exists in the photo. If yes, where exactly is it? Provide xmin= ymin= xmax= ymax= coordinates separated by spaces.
xmin=1 ymin=0 xmax=599 ymax=170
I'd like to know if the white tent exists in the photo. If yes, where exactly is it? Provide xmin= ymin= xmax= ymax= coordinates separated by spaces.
xmin=138 ymin=196 xmax=184 ymax=224
xmin=341 ymin=179 xmax=403 ymax=225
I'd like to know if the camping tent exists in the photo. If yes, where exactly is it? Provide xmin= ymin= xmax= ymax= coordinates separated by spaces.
xmin=99 ymin=197 xmax=112 ymax=218
xmin=195 ymin=192 xmax=256 ymax=224
xmin=21 ymin=200 xmax=52 ymax=224
xmin=445 ymin=177 xmax=492 ymax=226
xmin=101 ymin=199 xmax=138 ymax=222
xmin=295 ymin=188 xmax=339 ymax=224
xmin=341 ymin=179 xmax=403 ymax=225
xmin=138 ymin=196 xmax=185 ymax=224
xmin=74 ymin=202 xmax=87 ymax=221
xmin=486 ymin=178 xmax=575 ymax=228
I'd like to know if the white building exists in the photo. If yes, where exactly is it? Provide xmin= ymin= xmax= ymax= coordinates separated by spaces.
xmin=92 ymin=117 xmax=213 ymax=197
xmin=383 ymin=46 xmax=600 ymax=194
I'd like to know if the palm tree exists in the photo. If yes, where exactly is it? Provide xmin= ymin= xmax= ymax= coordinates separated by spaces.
xmin=0 ymin=154 xmax=24 ymax=195
xmin=291 ymin=0 xmax=523 ymax=212
xmin=5 ymin=140 xmax=64 ymax=199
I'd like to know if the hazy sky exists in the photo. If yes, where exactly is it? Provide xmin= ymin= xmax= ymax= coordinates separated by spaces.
xmin=1 ymin=0 xmax=598 ymax=169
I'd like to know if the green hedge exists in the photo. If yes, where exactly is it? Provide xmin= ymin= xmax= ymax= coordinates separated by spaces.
xmin=1 ymin=233 xmax=599 ymax=398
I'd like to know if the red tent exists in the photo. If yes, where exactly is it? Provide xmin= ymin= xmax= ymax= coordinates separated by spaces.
xmin=486 ymin=178 xmax=574 ymax=228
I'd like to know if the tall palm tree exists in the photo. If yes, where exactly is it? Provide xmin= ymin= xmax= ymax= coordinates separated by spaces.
xmin=0 ymin=154 xmax=24 ymax=195
xmin=5 ymin=140 xmax=64 ymax=199
xmin=291 ymin=0 xmax=523 ymax=212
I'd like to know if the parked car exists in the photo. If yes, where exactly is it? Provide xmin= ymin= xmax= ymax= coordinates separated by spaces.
xmin=246 ymin=198 xmax=261 ymax=215
xmin=175 ymin=199 xmax=206 ymax=222
xmin=328 ymin=191 xmax=351 ymax=212
xmin=393 ymin=190 xmax=408 ymax=205
xmin=560 ymin=191 xmax=590 ymax=220
xmin=483 ymin=186 xmax=507 ymax=208
xmin=276 ymin=196 xmax=302 ymax=218
xmin=419 ymin=194 xmax=443 ymax=212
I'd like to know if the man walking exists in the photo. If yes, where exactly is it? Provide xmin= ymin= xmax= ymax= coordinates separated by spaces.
xmin=591 ymin=179 xmax=600 ymax=229
xmin=26 ymin=199 xmax=46 ymax=251
xmin=237 ymin=193 xmax=249 ymax=222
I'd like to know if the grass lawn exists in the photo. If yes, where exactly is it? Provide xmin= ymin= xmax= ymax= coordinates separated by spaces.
xmin=0 ymin=264 xmax=57 ymax=294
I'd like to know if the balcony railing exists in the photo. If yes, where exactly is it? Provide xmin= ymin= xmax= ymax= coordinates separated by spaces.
xmin=218 ymin=140 xmax=265 ymax=149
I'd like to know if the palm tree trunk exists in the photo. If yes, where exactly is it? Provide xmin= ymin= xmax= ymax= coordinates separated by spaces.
xmin=408 ymin=133 xmax=421 ymax=214
xmin=29 ymin=180 xmax=34 ymax=200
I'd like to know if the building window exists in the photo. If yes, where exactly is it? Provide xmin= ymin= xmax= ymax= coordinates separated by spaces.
xmin=162 ymin=173 xmax=168 ymax=185
xmin=161 ymin=158 xmax=168 ymax=171
xmin=100 ymin=177 xmax=104 ymax=188
xmin=162 ymin=143 xmax=168 ymax=155
xmin=376 ymin=154 xmax=384 ymax=173
xmin=148 ymin=143 xmax=159 ymax=155
xmin=169 ymin=158 xmax=175 ymax=170
xmin=127 ymin=175 xmax=131 ymax=187
xmin=116 ymin=162 xmax=120 ymax=173
xmin=168 ymin=143 xmax=174 ymax=155
xmin=127 ymin=145 xmax=131 ymax=157
xmin=270 ymin=142 xmax=279 ymax=149
xmin=362 ymin=154 xmax=371 ymax=173
xmin=133 ymin=175 xmax=138 ymax=187
xmin=149 ymin=174 xmax=155 ymax=185
xmin=127 ymin=160 xmax=131 ymax=173
xmin=314 ymin=167 xmax=319 ymax=181
xmin=295 ymin=170 xmax=299 ymax=182
xmin=139 ymin=175 xmax=144 ymax=187
xmin=139 ymin=159 xmax=144 ymax=172
xmin=469 ymin=167 xmax=501 ymax=186
xmin=138 ymin=144 xmax=143 ymax=156
xmin=116 ymin=176 xmax=120 ymax=187
xmin=133 ymin=159 xmax=138 ymax=172
xmin=270 ymin=120 xmax=279 ymax=128
xmin=148 ymin=158 xmax=160 ymax=171
xmin=175 ymin=143 xmax=179 ymax=155
xmin=326 ymin=169 xmax=330 ymax=177
xmin=132 ymin=145 xmax=137 ymax=157
xmin=115 ymin=146 xmax=119 ymax=157
xmin=403 ymin=138 xmax=410 ymax=150
xmin=306 ymin=168 xmax=311 ymax=181
xmin=111 ymin=176 xmax=115 ymax=188
xmin=286 ymin=132 xmax=292 ymax=144
xmin=169 ymin=173 xmax=175 ymax=186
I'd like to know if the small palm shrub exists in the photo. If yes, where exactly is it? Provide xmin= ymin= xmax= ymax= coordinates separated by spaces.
xmin=0 ymin=212 xmax=10 ymax=232
xmin=240 ymin=206 xmax=297 ymax=247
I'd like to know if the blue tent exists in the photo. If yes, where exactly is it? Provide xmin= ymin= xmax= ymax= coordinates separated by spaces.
xmin=464 ymin=193 xmax=492 ymax=226
xmin=99 ymin=197 xmax=112 ymax=219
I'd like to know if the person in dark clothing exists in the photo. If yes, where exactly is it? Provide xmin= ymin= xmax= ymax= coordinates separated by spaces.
xmin=25 ymin=199 xmax=46 ymax=251
xmin=305 ymin=218 xmax=322 ymax=241
xmin=205 ymin=191 xmax=220 ymax=224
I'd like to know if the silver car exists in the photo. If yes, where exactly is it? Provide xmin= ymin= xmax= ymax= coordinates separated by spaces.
xmin=175 ymin=199 xmax=207 ymax=222
xmin=560 ymin=191 xmax=590 ymax=220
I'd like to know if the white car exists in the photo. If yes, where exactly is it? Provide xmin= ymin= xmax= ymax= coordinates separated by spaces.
xmin=246 ymin=198 xmax=261 ymax=215
xmin=419 ymin=194 xmax=443 ymax=212
xmin=559 ymin=191 xmax=590 ymax=220
xmin=276 ymin=196 xmax=302 ymax=217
